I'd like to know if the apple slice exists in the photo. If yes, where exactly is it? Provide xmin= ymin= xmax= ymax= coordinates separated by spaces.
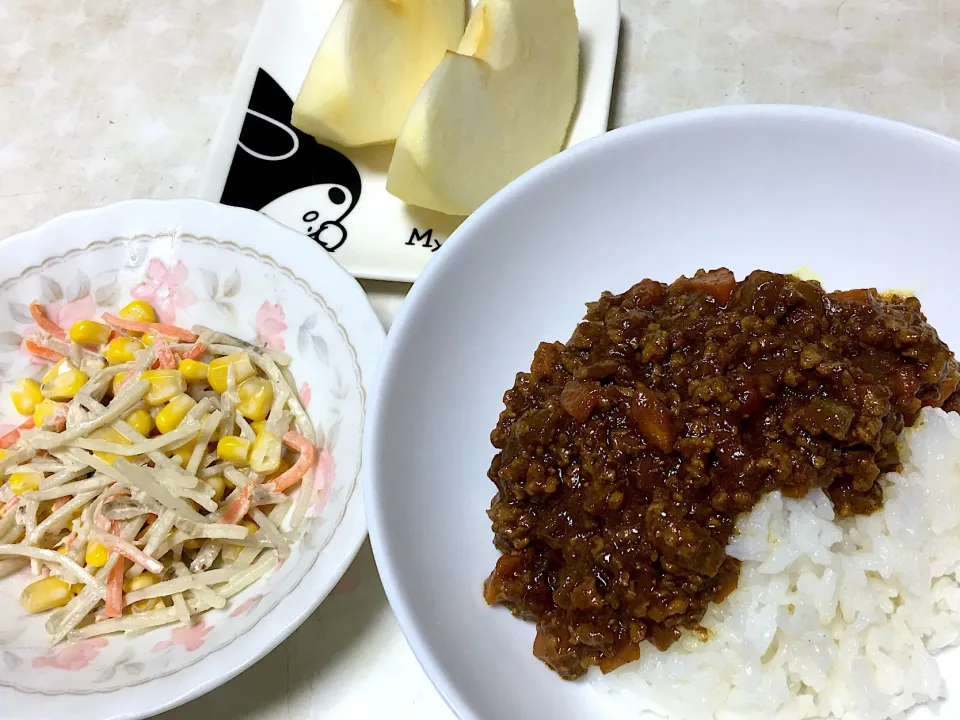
xmin=292 ymin=0 xmax=466 ymax=148
xmin=386 ymin=0 xmax=579 ymax=215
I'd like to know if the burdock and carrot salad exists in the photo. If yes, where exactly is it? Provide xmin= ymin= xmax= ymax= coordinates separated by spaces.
xmin=0 ymin=297 xmax=318 ymax=644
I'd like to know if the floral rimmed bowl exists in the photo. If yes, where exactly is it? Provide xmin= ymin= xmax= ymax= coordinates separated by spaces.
xmin=0 ymin=199 xmax=383 ymax=719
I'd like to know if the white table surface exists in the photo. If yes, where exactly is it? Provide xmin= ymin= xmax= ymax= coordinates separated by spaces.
xmin=2 ymin=1 xmax=959 ymax=717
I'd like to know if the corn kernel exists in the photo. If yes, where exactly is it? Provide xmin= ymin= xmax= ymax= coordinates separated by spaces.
xmin=249 ymin=430 xmax=281 ymax=473
xmin=218 ymin=519 xmax=259 ymax=559
xmin=9 ymin=377 xmax=44 ymax=415
xmin=205 ymin=474 xmax=226 ymax=502
xmin=179 ymin=358 xmax=209 ymax=382
xmin=93 ymin=449 xmax=117 ymax=466
xmin=124 ymin=407 xmax=153 ymax=436
xmin=103 ymin=336 xmax=145 ymax=365
xmin=92 ymin=426 xmax=132 ymax=465
xmin=207 ymin=352 xmax=256 ymax=394
xmin=68 ymin=320 xmax=111 ymax=345
xmin=41 ymin=365 xmax=88 ymax=401
xmin=85 ymin=541 xmax=109 ymax=567
xmin=123 ymin=572 xmax=158 ymax=593
xmin=141 ymin=333 xmax=155 ymax=347
xmin=0 ymin=449 xmax=6 ymax=461
xmin=20 ymin=576 xmax=73 ymax=614
xmin=42 ymin=358 xmax=71 ymax=385
xmin=10 ymin=471 xmax=42 ymax=495
xmin=216 ymin=435 xmax=250 ymax=466
xmin=127 ymin=597 xmax=165 ymax=614
xmin=122 ymin=572 xmax=165 ymax=612
xmin=250 ymin=420 xmax=267 ymax=435
xmin=112 ymin=372 xmax=127 ymax=396
xmin=71 ymin=583 xmax=84 ymax=595
xmin=140 ymin=369 xmax=186 ymax=405
xmin=169 ymin=441 xmax=197 ymax=467
xmin=118 ymin=300 xmax=157 ymax=324
xmin=237 ymin=377 xmax=273 ymax=422
xmin=32 ymin=399 xmax=60 ymax=429
xmin=155 ymin=394 xmax=196 ymax=434
xmin=183 ymin=538 xmax=203 ymax=551
xmin=100 ymin=427 xmax=130 ymax=444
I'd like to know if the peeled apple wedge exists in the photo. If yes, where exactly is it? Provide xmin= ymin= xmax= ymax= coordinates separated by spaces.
xmin=292 ymin=0 xmax=466 ymax=147
xmin=386 ymin=0 xmax=579 ymax=215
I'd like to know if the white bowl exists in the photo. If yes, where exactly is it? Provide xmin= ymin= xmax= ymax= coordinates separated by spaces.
xmin=365 ymin=106 xmax=960 ymax=720
xmin=0 ymin=199 xmax=383 ymax=720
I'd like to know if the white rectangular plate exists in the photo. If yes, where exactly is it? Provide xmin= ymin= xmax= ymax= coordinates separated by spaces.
xmin=200 ymin=0 xmax=621 ymax=283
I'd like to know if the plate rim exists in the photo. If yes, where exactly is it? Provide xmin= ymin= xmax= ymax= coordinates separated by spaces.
xmin=0 ymin=197 xmax=385 ymax=719
xmin=363 ymin=104 xmax=960 ymax=720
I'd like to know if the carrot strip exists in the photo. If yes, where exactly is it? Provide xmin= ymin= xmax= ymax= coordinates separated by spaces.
xmin=105 ymin=558 xmax=124 ymax=618
xmin=0 ymin=497 xmax=18 ymax=517
xmin=218 ymin=484 xmax=252 ymax=525
xmin=0 ymin=417 xmax=35 ymax=449
xmin=273 ymin=431 xmax=316 ymax=492
xmin=51 ymin=497 xmax=69 ymax=513
xmin=94 ymin=514 xmax=112 ymax=533
xmin=183 ymin=341 xmax=206 ymax=360
xmin=24 ymin=338 xmax=64 ymax=363
xmin=153 ymin=337 xmax=177 ymax=369
xmin=100 ymin=535 xmax=164 ymax=574
xmin=62 ymin=530 xmax=77 ymax=550
xmin=100 ymin=313 xmax=197 ymax=342
xmin=29 ymin=301 xmax=66 ymax=340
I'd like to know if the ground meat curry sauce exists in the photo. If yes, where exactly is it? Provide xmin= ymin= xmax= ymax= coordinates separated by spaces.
xmin=483 ymin=269 xmax=960 ymax=680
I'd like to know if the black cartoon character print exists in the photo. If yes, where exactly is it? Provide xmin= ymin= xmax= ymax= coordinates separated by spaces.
xmin=221 ymin=69 xmax=362 ymax=253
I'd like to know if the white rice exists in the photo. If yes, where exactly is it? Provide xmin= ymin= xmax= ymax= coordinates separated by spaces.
xmin=595 ymin=406 xmax=960 ymax=720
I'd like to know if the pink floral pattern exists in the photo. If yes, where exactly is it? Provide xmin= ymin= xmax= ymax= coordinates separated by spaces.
xmin=230 ymin=594 xmax=264 ymax=617
xmin=152 ymin=619 xmax=213 ymax=653
xmin=299 ymin=381 xmax=311 ymax=408
xmin=255 ymin=301 xmax=287 ymax=350
xmin=312 ymin=449 xmax=336 ymax=514
xmin=131 ymin=259 xmax=196 ymax=324
xmin=171 ymin=619 xmax=213 ymax=651
xmin=52 ymin=296 xmax=98 ymax=329
xmin=32 ymin=638 xmax=108 ymax=671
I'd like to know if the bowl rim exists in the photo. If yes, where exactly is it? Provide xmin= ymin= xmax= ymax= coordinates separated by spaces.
xmin=0 ymin=197 xmax=384 ymax=719
xmin=363 ymin=104 xmax=960 ymax=720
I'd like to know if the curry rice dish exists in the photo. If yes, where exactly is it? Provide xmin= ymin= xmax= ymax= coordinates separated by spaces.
xmin=483 ymin=269 xmax=960 ymax=684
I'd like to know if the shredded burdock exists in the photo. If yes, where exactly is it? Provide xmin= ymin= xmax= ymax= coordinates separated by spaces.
xmin=0 ymin=298 xmax=320 ymax=643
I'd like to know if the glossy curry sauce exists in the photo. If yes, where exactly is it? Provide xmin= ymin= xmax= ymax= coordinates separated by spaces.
xmin=484 ymin=269 xmax=959 ymax=679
